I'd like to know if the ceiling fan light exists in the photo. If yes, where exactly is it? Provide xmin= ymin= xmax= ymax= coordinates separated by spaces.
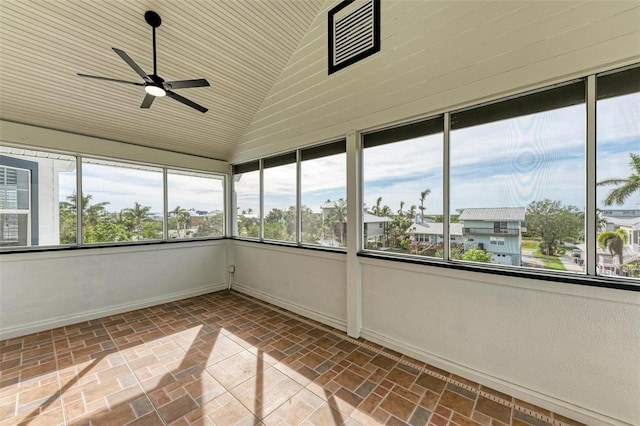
xmin=145 ymin=85 xmax=166 ymax=97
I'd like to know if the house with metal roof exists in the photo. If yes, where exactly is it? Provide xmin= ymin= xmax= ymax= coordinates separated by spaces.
xmin=458 ymin=207 xmax=526 ymax=266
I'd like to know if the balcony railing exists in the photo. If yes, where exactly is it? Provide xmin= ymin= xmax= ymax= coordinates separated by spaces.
xmin=463 ymin=227 xmax=519 ymax=236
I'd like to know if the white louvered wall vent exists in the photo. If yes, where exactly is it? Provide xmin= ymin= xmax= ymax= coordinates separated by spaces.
xmin=328 ymin=0 xmax=380 ymax=74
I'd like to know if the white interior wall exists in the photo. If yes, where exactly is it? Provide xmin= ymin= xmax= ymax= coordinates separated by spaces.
xmin=0 ymin=241 xmax=228 ymax=340
xmin=229 ymin=241 xmax=347 ymax=330
xmin=232 ymin=0 xmax=640 ymax=162
xmin=360 ymin=258 xmax=640 ymax=426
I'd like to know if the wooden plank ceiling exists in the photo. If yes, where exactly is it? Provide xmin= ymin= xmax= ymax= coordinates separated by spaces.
xmin=0 ymin=0 xmax=325 ymax=161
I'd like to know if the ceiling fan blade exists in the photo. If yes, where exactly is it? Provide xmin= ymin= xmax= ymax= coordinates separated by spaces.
xmin=77 ymin=73 xmax=143 ymax=85
xmin=140 ymin=94 xmax=155 ymax=109
xmin=166 ymin=91 xmax=208 ymax=113
xmin=112 ymin=48 xmax=150 ymax=81
xmin=164 ymin=79 xmax=210 ymax=90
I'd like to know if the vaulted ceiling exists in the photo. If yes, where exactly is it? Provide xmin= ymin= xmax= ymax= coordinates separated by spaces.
xmin=0 ymin=0 xmax=325 ymax=161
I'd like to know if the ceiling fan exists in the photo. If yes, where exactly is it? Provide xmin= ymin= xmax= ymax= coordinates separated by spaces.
xmin=78 ymin=11 xmax=210 ymax=113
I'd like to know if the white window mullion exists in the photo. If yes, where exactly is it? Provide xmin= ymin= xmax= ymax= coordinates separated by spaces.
xmin=76 ymin=156 xmax=83 ymax=246
xmin=443 ymin=112 xmax=451 ymax=262
xmin=586 ymin=75 xmax=597 ymax=276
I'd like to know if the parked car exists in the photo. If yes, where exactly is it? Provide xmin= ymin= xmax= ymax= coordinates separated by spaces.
xmin=572 ymin=248 xmax=581 ymax=257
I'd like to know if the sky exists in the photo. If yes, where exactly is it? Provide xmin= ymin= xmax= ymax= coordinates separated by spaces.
xmin=59 ymin=164 xmax=224 ymax=214
xmin=55 ymin=93 xmax=639 ymax=217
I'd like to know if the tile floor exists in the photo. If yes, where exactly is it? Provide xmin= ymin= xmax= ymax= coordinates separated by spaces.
xmin=1 ymin=290 xmax=586 ymax=426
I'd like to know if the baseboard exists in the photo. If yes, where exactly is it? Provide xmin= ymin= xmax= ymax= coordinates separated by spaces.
xmin=360 ymin=328 xmax=629 ymax=426
xmin=0 ymin=282 xmax=227 ymax=340
xmin=231 ymin=282 xmax=347 ymax=332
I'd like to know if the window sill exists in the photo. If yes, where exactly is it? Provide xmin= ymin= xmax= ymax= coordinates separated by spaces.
xmin=358 ymin=251 xmax=640 ymax=292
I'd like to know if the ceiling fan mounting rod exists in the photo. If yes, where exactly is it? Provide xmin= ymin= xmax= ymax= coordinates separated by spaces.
xmin=152 ymin=26 xmax=157 ymax=76
xmin=144 ymin=10 xmax=162 ymax=76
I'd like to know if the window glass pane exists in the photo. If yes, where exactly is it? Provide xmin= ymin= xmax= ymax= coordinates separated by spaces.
xmin=0 ymin=213 xmax=29 ymax=246
xmin=450 ymin=82 xmax=586 ymax=272
xmin=0 ymin=146 xmax=76 ymax=247
xmin=234 ymin=169 xmax=260 ymax=238
xmin=263 ymin=159 xmax=296 ymax=242
xmin=596 ymin=67 xmax=640 ymax=280
xmin=81 ymin=159 xmax=163 ymax=243
xmin=301 ymin=143 xmax=346 ymax=247
xmin=363 ymin=122 xmax=444 ymax=256
xmin=167 ymin=170 xmax=224 ymax=239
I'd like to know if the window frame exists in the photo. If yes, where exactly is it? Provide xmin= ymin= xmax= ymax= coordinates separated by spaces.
xmin=232 ymin=140 xmax=348 ymax=252
xmin=0 ymin=156 xmax=39 ymax=247
xmin=0 ymin=147 xmax=226 ymax=253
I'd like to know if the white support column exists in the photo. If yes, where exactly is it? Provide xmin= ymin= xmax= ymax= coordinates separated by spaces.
xmin=346 ymin=130 xmax=362 ymax=338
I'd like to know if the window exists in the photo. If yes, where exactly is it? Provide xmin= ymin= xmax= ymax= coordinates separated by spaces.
xmin=363 ymin=117 xmax=444 ymax=256
xmin=167 ymin=170 xmax=224 ymax=239
xmin=0 ymin=146 xmax=76 ymax=248
xmin=233 ymin=161 xmax=260 ymax=239
xmin=0 ymin=166 xmax=30 ymax=247
xmin=300 ymin=141 xmax=346 ymax=247
xmin=263 ymin=153 xmax=297 ymax=243
xmin=493 ymin=221 xmax=508 ymax=234
xmin=81 ymin=159 xmax=163 ymax=243
xmin=596 ymin=66 xmax=640 ymax=280
xmin=450 ymin=81 xmax=586 ymax=271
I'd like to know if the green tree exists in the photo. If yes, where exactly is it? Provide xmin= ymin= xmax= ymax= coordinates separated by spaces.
xmin=329 ymin=199 xmax=347 ymax=245
xmin=373 ymin=197 xmax=383 ymax=216
xmin=140 ymin=220 xmax=163 ymax=239
xmin=435 ymin=246 xmax=464 ymax=259
xmin=301 ymin=206 xmax=323 ymax=244
xmin=195 ymin=213 xmax=224 ymax=237
xmin=264 ymin=208 xmax=292 ymax=241
xmin=169 ymin=206 xmax=190 ymax=237
xmin=59 ymin=203 xmax=77 ymax=244
xmin=526 ymin=199 xmax=584 ymax=256
xmin=84 ymin=221 xmax=131 ymax=243
xmin=597 ymin=152 xmax=640 ymax=206
xmin=123 ymin=202 xmax=152 ymax=238
xmin=462 ymin=249 xmax=492 ymax=263
xmin=595 ymin=209 xmax=608 ymax=232
xmin=397 ymin=201 xmax=405 ymax=217
xmin=597 ymin=229 xmax=627 ymax=264
xmin=419 ymin=189 xmax=431 ymax=222
xmin=59 ymin=192 xmax=110 ymax=243
xmin=407 ymin=205 xmax=417 ymax=220
xmin=237 ymin=213 xmax=260 ymax=238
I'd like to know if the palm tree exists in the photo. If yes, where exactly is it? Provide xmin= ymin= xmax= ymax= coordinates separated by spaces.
xmin=397 ymin=201 xmax=405 ymax=217
xmin=123 ymin=202 xmax=152 ymax=235
xmin=170 ymin=205 xmax=190 ymax=236
xmin=408 ymin=205 xmax=417 ymax=220
xmin=598 ymin=229 xmax=627 ymax=264
xmin=60 ymin=192 xmax=110 ymax=241
xmin=331 ymin=199 xmax=347 ymax=244
xmin=595 ymin=209 xmax=608 ymax=232
xmin=373 ymin=196 xmax=383 ymax=216
xmin=419 ymin=189 xmax=431 ymax=222
xmin=597 ymin=152 xmax=640 ymax=206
